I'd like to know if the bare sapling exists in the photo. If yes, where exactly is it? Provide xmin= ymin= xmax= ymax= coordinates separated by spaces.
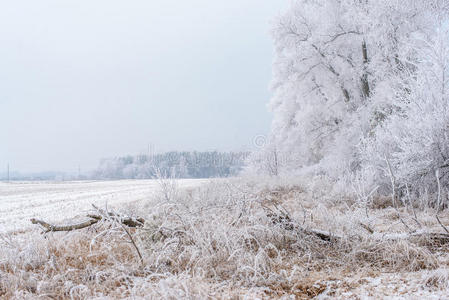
xmin=435 ymin=170 xmax=449 ymax=235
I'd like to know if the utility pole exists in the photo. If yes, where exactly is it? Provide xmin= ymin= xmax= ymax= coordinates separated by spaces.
xmin=148 ymin=143 xmax=155 ymax=162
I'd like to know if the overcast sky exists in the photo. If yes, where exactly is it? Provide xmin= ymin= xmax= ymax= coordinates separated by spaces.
xmin=0 ymin=0 xmax=287 ymax=173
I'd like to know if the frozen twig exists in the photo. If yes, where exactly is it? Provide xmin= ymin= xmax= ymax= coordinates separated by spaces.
xmin=92 ymin=205 xmax=144 ymax=265
xmin=435 ymin=170 xmax=449 ymax=235
xmin=405 ymin=183 xmax=422 ymax=228
xmin=359 ymin=222 xmax=374 ymax=234
xmin=385 ymin=156 xmax=413 ymax=233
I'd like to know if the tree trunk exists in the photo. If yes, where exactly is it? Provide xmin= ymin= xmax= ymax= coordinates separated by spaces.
xmin=361 ymin=41 xmax=371 ymax=100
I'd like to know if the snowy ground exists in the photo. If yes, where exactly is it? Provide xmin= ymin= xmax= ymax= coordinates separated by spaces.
xmin=0 ymin=179 xmax=206 ymax=234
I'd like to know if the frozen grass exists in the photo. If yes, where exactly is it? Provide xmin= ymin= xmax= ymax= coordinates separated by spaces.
xmin=1 ymin=176 xmax=449 ymax=298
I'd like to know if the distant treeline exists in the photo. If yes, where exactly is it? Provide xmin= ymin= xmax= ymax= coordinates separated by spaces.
xmin=1 ymin=171 xmax=68 ymax=181
xmin=93 ymin=151 xmax=249 ymax=179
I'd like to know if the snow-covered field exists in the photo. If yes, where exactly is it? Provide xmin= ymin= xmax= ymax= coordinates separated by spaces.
xmin=0 ymin=179 xmax=206 ymax=234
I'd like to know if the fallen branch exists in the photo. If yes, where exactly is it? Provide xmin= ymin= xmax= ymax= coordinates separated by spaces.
xmin=266 ymin=208 xmax=449 ymax=246
xmin=31 ymin=218 xmax=99 ymax=233
xmin=380 ymin=231 xmax=449 ymax=247
xmin=87 ymin=214 xmax=145 ymax=228
xmin=410 ymin=232 xmax=449 ymax=246
xmin=31 ymin=211 xmax=144 ymax=233
xmin=266 ymin=210 xmax=342 ymax=242
xmin=359 ymin=222 xmax=374 ymax=234
xmin=302 ymin=227 xmax=341 ymax=242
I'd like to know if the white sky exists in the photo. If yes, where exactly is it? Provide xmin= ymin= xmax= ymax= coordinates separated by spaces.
xmin=0 ymin=0 xmax=287 ymax=173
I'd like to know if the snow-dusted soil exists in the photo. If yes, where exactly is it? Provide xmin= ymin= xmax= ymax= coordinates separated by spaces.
xmin=317 ymin=270 xmax=449 ymax=299
xmin=0 ymin=179 xmax=206 ymax=233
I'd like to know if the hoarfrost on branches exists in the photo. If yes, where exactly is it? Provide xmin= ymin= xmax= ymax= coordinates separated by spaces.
xmin=250 ymin=0 xmax=449 ymax=194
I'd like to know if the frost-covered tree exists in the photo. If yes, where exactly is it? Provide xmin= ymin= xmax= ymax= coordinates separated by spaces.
xmin=258 ymin=0 xmax=449 ymax=190
xmin=245 ymin=140 xmax=281 ymax=176
xmin=362 ymin=26 xmax=449 ymax=191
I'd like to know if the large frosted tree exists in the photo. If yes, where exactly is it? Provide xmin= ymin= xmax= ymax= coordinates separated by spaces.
xmin=262 ymin=0 xmax=449 ymax=188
